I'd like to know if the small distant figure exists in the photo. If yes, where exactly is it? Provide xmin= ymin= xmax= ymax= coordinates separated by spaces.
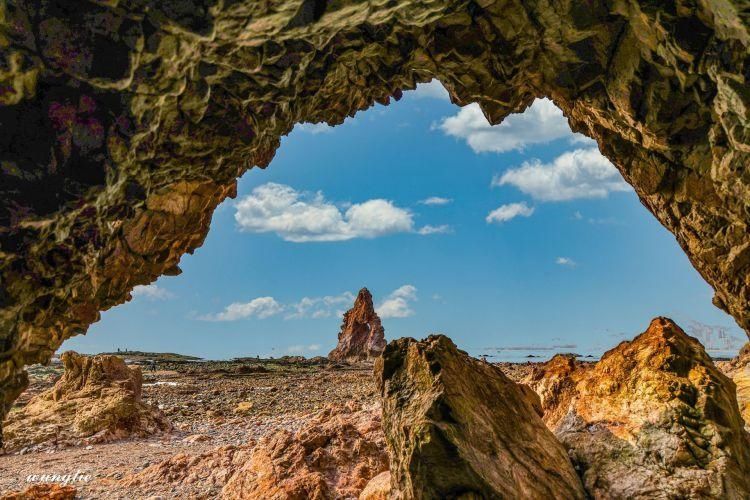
xmin=148 ymin=360 xmax=156 ymax=372
xmin=117 ymin=348 xmax=121 ymax=353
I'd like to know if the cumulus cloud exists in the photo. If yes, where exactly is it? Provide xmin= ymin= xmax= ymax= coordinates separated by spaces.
xmin=485 ymin=202 xmax=535 ymax=224
xmin=295 ymin=122 xmax=334 ymax=134
xmin=131 ymin=284 xmax=174 ymax=301
xmin=419 ymin=196 xmax=453 ymax=206
xmin=377 ymin=285 xmax=418 ymax=319
xmin=410 ymin=80 xmax=450 ymax=100
xmin=436 ymin=98 xmax=580 ymax=153
xmin=417 ymin=224 xmax=453 ymax=235
xmin=555 ymin=257 xmax=577 ymax=267
xmin=202 ymin=285 xmax=420 ymax=323
xmin=198 ymin=297 xmax=283 ymax=321
xmin=285 ymin=292 xmax=356 ymax=320
xmin=234 ymin=183 xmax=415 ymax=242
xmin=493 ymin=148 xmax=631 ymax=202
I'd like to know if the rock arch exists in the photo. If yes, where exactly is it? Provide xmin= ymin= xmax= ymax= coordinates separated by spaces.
xmin=1 ymin=0 xmax=749 ymax=437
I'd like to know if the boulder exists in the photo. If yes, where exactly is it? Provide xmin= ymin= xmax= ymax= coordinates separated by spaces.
xmin=328 ymin=288 xmax=386 ymax=363
xmin=525 ymin=317 xmax=750 ymax=498
xmin=375 ymin=335 xmax=585 ymax=499
xmin=221 ymin=403 xmax=388 ymax=499
xmin=3 ymin=351 xmax=169 ymax=451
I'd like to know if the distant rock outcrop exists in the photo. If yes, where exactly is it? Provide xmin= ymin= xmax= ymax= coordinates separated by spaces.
xmin=328 ymin=288 xmax=386 ymax=362
xmin=525 ymin=317 xmax=750 ymax=498
xmin=221 ymin=403 xmax=387 ymax=499
xmin=375 ymin=335 xmax=585 ymax=499
xmin=3 ymin=351 xmax=169 ymax=451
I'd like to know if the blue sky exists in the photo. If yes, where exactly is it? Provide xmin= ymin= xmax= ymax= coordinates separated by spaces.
xmin=62 ymin=81 xmax=744 ymax=360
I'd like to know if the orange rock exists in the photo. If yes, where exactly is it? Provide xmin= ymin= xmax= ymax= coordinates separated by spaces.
xmin=526 ymin=317 xmax=750 ymax=498
xmin=1 ymin=484 xmax=76 ymax=500
xmin=122 ymin=445 xmax=254 ymax=492
xmin=328 ymin=288 xmax=386 ymax=362
xmin=222 ymin=403 xmax=388 ymax=499
xmin=359 ymin=471 xmax=390 ymax=500
xmin=718 ymin=342 xmax=750 ymax=429
xmin=3 ymin=352 xmax=170 ymax=451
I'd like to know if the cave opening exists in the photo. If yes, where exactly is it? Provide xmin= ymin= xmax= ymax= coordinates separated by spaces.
xmin=3 ymin=0 xmax=750 ymax=495
xmin=57 ymin=80 xmax=741 ymax=362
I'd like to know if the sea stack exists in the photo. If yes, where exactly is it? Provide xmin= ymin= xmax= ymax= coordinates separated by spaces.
xmin=328 ymin=288 xmax=386 ymax=362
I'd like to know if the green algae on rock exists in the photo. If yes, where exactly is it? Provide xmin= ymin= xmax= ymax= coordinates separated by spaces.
xmin=375 ymin=335 xmax=585 ymax=499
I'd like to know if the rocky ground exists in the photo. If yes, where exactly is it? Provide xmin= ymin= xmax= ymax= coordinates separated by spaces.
xmin=0 ymin=356 xmax=378 ymax=498
xmin=3 ymin=325 xmax=747 ymax=499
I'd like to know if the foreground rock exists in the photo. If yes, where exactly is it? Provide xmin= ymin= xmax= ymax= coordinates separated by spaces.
xmin=3 ymin=352 xmax=169 ymax=451
xmin=526 ymin=317 xmax=750 ymax=498
xmin=124 ymin=403 xmax=387 ymax=499
xmin=222 ymin=403 xmax=387 ymax=499
xmin=1 ymin=484 xmax=77 ymax=500
xmin=328 ymin=288 xmax=386 ymax=363
xmin=376 ymin=335 xmax=584 ymax=499
xmin=718 ymin=343 xmax=750 ymax=429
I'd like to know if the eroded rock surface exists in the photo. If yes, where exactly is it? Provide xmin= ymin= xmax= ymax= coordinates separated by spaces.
xmin=0 ymin=484 xmax=77 ymax=500
xmin=376 ymin=335 xmax=585 ymax=499
xmin=525 ymin=317 xmax=750 ymax=499
xmin=221 ymin=402 xmax=388 ymax=499
xmin=719 ymin=343 xmax=750 ymax=430
xmin=2 ymin=0 xmax=750 ymax=437
xmin=3 ymin=351 xmax=169 ymax=451
xmin=328 ymin=288 xmax=386 ymax=362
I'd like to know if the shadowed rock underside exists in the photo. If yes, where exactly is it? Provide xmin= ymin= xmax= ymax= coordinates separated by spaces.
xmin=1 ymin=0 xmax=750 ymax=440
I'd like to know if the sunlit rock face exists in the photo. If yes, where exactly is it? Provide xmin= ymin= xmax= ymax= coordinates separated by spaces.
xmin=376 ymin=335 xmax=585 ymax=499
xmin=719 ymin=343 xmax=750 ymax=430
xmin=328 ymin=288 xmax=386 ymax=362
xmin=525 ymin=318 xmax=750 ymax=498
xmin=1 ymin=0 xmax=750 ymax=437
xmin=3 ymin=351 xmax=169 ymax=451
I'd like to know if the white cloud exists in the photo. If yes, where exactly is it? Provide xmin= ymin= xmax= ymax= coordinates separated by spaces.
xmin=486 ymin=202 xmax=535 ymax=224
xmin=295 ymin=122 xmax=333 ymax=134
xmin=234 ymin=183 xmax=414 ymax=242
xmin=556 ymin=257 xmax=577 ymax=267
xmin=198 ymin=297 xmax=283 ymax=321
xmin=131 ymin=284 xmax=174 ymax=301
xmin=493 ymin=148 xmax=631 ymax=202
xmin=286 ymin=292 xmax=355 ymax=320
xmin=410 ymin=80 xmax=450 ymax=100
xmin=419 ymin=196 xmax=453 ymax=206
xmin=377 ymin=285 xmax=417 ymax=319
xmin=436 ymin=98 xmax=580 ymax=153
xmin=417 ymin=224 xmax=453 ymax=235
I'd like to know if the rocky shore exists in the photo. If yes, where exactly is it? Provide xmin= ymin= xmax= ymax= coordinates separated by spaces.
xmin=2 ymin=318 xmax=749 ymax=498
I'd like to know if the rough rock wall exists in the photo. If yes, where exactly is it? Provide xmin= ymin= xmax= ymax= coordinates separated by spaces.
xmin=1 ymin=0 xmax=749 ymax=438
